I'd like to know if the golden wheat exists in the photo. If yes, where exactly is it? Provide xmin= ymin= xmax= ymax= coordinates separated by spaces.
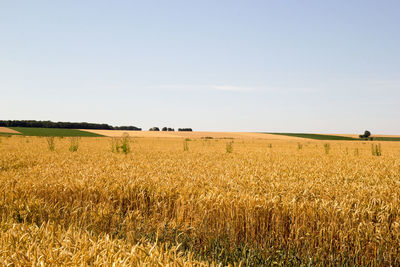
xmin=1 ymin=135 xmax=400 ymax=265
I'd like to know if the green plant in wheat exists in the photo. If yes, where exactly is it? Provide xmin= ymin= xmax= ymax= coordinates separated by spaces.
xmin=226 ymin=141 xmax=233 ymax=153
xmin=297 ymin=143 xmax=303 ymax=150
xmin=120 ymin=133 xmax=130 ymax=154
xmin=324 ymin=143 xmax=331 ymax=154
xmin=354 ymin=148 xmax=359 ymax=156
xmin=46 ymin=136 xmax=55 ymax=151
xmin=69 ymin=137 xmax=80 ymax=152
xmin=111 ymin=133 xmax=130 ymax=154
xmin=183 ymin=140 xmax=189 ymax=152
xmin=371 ymin=143 xmax=382 ymax=156
xmin=111 ymin=137 xmax=119 ymax=152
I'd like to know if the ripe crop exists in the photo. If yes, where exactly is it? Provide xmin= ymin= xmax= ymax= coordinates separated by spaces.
xmin=1 ymin=136 xmax=400 ymax=265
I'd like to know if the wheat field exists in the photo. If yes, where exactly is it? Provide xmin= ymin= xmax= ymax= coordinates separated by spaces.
xmin=81 ymin=129 xmax=306 ymax=140
xmin=1 ymin=135 xmax=400 ymax=265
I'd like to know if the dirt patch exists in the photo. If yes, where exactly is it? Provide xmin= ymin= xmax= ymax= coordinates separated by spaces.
xmin=0 ymin=127 xmax=21 ymax=134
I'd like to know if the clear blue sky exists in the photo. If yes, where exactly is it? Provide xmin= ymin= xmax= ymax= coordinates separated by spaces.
xmin=1 ymin=1 xmax=399 ymax=133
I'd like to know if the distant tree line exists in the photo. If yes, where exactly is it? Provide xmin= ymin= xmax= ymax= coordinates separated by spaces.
xmin=0 ymin=120 xmax=141 ymax=131
xmin=178 ymin=128 xmax=193 ymax=132
xmin=162 ymin=127 xmax=175 ymax=131
xmin=149 ymin=127 xmax=192 ymax=131
xmin=113 ymin=126 xmax=142 ymax=131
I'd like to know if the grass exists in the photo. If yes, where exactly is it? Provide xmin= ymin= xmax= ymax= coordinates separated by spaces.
xmin=9 ymin=127 xmax=103 ymax=137
xmin=267 ymin=133 xmax=358 ymax=140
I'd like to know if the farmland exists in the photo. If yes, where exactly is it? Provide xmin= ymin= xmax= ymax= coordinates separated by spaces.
xmin=1 ymin=135 xmax=400 ymax=265
xmin=0 ymin=127 xmax=21 ymax=134
xmin=267 ymin=133 xmax=359 ymax=140
xmin=81 ymin=129 xmax=305 ymax=140
xmin=8 ymin=127 xmax=104 ymax=137
xmin=268 ymin=133 xmax=400 ymax=141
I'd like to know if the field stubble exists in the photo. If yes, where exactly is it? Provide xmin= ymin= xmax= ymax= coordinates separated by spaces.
xmin=1 ymin=136 xmax=400 ymax=265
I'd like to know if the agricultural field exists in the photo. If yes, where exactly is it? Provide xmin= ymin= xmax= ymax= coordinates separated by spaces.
xmin=7 ymin=127 xmax=103 ymax=137
xmin=268 ymin=133 xmax=359 ymax=141
xmin=0 ymin=127 xmax=21 ymax=135
xmin=268 ymin=133 xmax=400 ymax=141
xmin=81 ymin=129 xmax=305 ymax=140
xmin=1 ymin=135 xmax=400 ymax=265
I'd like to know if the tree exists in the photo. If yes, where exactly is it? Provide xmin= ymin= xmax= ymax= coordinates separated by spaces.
xmin=162 ymin=127 xmax=168 ymax=131
xmin=149 ymin=127 xmax=160 ymax=131
xmin=359 ymin=130 xmax=372 ymax=139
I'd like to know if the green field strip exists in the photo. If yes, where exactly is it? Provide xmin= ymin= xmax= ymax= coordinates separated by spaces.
xmin=9 ymin=127 xmax=104 ymax=137
xmin=267 ymin=133 xmax=358 ymax=140
xmin=0 ymin=132 xmax=21 ymax=136
xmin=373 ymin=137 xmax=400 ymax=141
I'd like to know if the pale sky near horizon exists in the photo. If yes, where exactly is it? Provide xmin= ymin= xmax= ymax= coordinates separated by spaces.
xmin=1 ymin=1 xmax=399 ymax=134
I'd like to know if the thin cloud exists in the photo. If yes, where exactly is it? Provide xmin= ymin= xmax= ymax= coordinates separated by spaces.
xmin=368 ymin=80 xmax=400 ymax=89
xmin=148 ymin=84 xmax=261 ymax=92
xmin=211 ymin=85 xmax=256 ymax=92
xmin=147 ymin=84 xmax=320 ymax=94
